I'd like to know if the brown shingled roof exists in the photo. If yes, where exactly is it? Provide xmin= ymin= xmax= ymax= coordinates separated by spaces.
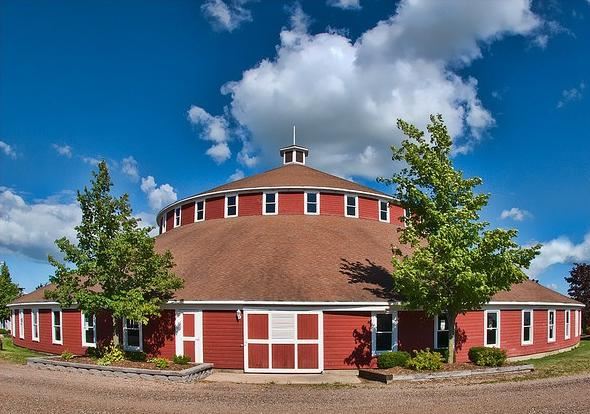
xmin=12 ymin=285 xmax=55 ymax=304
xmin=491 ymin=279 xmax=580 ymax=305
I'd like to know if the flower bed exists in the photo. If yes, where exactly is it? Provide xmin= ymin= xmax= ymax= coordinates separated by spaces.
xmin=72 ymin=356 xmax=188 ymax=371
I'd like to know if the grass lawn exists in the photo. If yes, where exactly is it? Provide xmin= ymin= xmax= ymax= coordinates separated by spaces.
xmin=520 ymin=339 xmax=590 ymax=378
xmin=0 ymin=336 xmax=45 ymax=364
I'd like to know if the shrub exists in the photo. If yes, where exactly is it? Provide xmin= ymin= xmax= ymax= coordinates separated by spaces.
xmin=173 ymin=355 xmax=191 ymax=365
xmin=148 ymin=357 xmax=169 ymax=369
xmin=406 ymin=349 xmax=443 ymax=371
xmin=377 ymin=351 xmax=411 ymax=369
xmin=96 ymin=343 xmax=125 ymax=366
xmin=61 ymin=350 xmax=74 ymax=361
xmin=433 ymin=348 xmax=449 ymax=363
xmin=468 ymin=347 xmax=507 ymax=367
xmin=585 ymin=326 xmax=590 ymax=336
xmin=0 ymin=328 xmax=9 ymax=335
xmin=125 ymin=351 xmax=147 ymax=362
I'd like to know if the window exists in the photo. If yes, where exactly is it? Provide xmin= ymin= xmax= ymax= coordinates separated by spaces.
xmin=565 ymin=310 xmax=571 ymax=340
xmin=547 ymin=310 xmax=556 ymax=342
xmin=295 ymin=150 xmax=304 ymax=163
xmin=345 ymin=195 xmax=358 ymax=218
xmin=372 ymin=313 xmax=397 ymax=354
xmin=263 ymin=192 xmax=278 ymax=215
xmin=160 ymin=214 xmax=167 ymax=234
xmin=580 ymin=310 xmax=584 ymax=337
xmin=11 ymin=310 xmax=15 ymax=337
xmin=225 ymin=194 xmax=238 ymax=217
xmin=174 ymin=207 xmax=181 ymax=228
xmin=575 ymin=310 xmax=579 ymax=337
xmin=379 ymin=200 xmax=390 ymax=222
xmin=31 ymin=309 xmax=39 ymax=341
xmin=52 ymin=310 xmax=63 ymax=344
xmin=485 ymin=310 xmax=500 ymax=347
xmin=434 ymin=314 xmax=449 ymax=349
xmin=19 ymin=309 xmax=24 ymax=339
xmin=82 ymin=313 xmax=96 ymax=347
xmin=305 ymin=192 xmax=319 ymax=215
xmin=123 ymin=318 xmax=142 ymax=351
xmin=285 ymin=151 xmax=293 ymax=163
xmin=195 ymin=200 xmax=205 ymax=222
xmin=522 ymin=309 xmax=533 ymax=345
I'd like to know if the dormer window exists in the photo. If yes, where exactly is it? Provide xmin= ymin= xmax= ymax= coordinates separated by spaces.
xmin=195 ymin=200 xmax=205 ymax=222
xmin=263 ymin=192 xmax=278 ymax=215
xmin=345 ymin=195 xmax=358 ymax=218
xmin=225 ymin=194 xmax=238 ymax=217
xmin=174 ymin=207 xmax=181 ymax=228
xmin=379 ymin=200 xmax=389 ymax=222
xmin=280 ymin=145 xmax=309 ymax=165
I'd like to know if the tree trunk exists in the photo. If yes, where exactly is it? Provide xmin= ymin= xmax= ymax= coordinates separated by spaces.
xmin=447 ymin=311 xmax=456 ymax=364
xmin=111 ymin=315 xmax=120 ymax=347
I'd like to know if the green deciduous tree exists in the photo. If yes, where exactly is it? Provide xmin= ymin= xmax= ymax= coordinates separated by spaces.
xmin=0 ymin=262 xmax=21 ymax=321
xmin=379 ymin=115 xmax=540 ymax=363
xmin=566 ymin=263 xmax=590 ymax=328
xmin=47 ymin=161 xmax=183 ymax=346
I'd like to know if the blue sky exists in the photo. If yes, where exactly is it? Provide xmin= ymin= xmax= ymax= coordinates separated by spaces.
xmin=1 ymin=0 xmax=589 ymax=294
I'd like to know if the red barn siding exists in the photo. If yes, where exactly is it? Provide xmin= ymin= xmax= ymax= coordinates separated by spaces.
xmin=320 ymin=193 xmax=344 ymax=217
xmin=398 ymin=311 xmax=434 ymax=352
xmin=272 ymin=344 xmax=295 ymax=369
xmin=143 ymin=310 xmax=176 ymax=358
xmin=297 ymin=314 xmax=318 ymax=340
xmin=203 ymin=310 xmax=243 ymax=369
xmin=248 ymin=314 xmax=268 ymax=339
xmin=239 ymin=193 xmax=262 ymax=216
xmin=298 ymin=344 xmax=319 ymax=369
xmin=279 ymin=192 xmax=304 ymax=215
xmin=323 ymin=311 xmax=373 ymax=369
xmin=358 ymin=197 xmax=378 ymax=221
xmin=205 ymin=196 xmax=224 ymax=220
xmin=248 ymin=344 xmax=268 ymax=368
xmin=181 ymin=202 xmax=195 ymax=226
xmin=455 ymin=311 xmax=484 ymax=362
xmin=166 ymin=211 xmax=174 ymax=231
xmin=390 ymin=205 xmax=405 ymax=226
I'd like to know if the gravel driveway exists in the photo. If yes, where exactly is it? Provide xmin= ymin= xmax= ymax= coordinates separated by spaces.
xmin=1 ymin=362 xmax=589 ymax=414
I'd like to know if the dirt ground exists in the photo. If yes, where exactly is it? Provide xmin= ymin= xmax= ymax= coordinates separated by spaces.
xmin=1 ymin=361 xmax=589 ymax=414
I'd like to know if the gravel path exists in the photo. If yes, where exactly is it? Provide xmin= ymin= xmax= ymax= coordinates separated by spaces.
xmin=1 ymin=362 xmax=589 ymax=414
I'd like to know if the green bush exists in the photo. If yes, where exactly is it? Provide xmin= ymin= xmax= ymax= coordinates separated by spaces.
xmin=173 ymin=355 xmax=191 ymax=365
xmin=125 ymin=351 xmax=147 ymax=362
xmin=148 ymin=357 xmax=169 ymax=369
xmin=433 ymin=348 xmax=449 ymax=363
xmin=377 ymin=351 xmax=411 ymax=369
xmin=96 ymin=343 xmax=125 ymax=366
xmin=406 ymin=349 xmax=443 ymax=371
xmin=0 ymin=328 xmax=9 ymax=335
xmin=468 ymin=347 xmax=507 ymax=367
xmin=61 ymin=350 xmax=74 ymax=361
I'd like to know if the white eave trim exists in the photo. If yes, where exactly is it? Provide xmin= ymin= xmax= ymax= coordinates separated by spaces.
xmin=487 ymin=301 xmax=585 ymax=307
xmin=8 ymin=301 xmax=60 ymax=307
xmin=167 ymin=300 xmax=397 ymax=306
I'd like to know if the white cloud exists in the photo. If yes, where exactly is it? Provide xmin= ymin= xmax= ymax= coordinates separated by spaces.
xmin=188 ymin=105 xmax=233 ymax=164
xmin=0 ymin=189 xmax=81 ymax=261
xmin=206 ymin=142 xmax=232 ymax=164
xmin=140 ymin=176 xmax=178 ymax=211
xmin=0 ymin=141 xmax=17 ymax=159
xmin=196 ymin=0 xmax=541 ymax=178
xmin=201 ymin=0 xmax=253 ymax=32
xmin=327 ymin=0 xmax=361 ymax=10
xmin=500 ymin=207 xmax=531 ymax=221
xmin=134 ymin=211 xmax=158 ymax=237
xmin=528 ymin=233 xmax=590 ymax=277
xmin=121 ymin=156 xmax=140 ymax=182
xmin=52 ymin=144 xmax=72 ymax=158
xmin=228 ymin=169 xmax=245 ymax=181
xmin=557 ymin=82 xmax=585 ymax=108
xmin=82 ymin=156 xmax=101 ymax=166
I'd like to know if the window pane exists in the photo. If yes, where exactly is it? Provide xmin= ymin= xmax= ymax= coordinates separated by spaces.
xmin=376 ymin=314 xmax=392 ymax=332
xmin=197 ymin=201 xmax=204 ymax=210
xmin=285 ymin=152 xmax=293 ymax=163
xmin=227 ymin=206 xmax=236 ymax=216
xmin=380 ymin=211 xmax=388 ymax=221
xmin=265 ymin=204 xmax=276 ymax=214
xmin=523 ymin=311 xmax=531 ymax=326
xmin=437 ymin=315 xmax=448 ymax=331
xmin=197 ymin=210 xmax=204 ymax=220
xmin=487 ymin=313 xmax=497 ymax=329
xmin=346 ymin=206 xmax=356 ymax=216
xmin=486 ymin=329 xmax=496 ymax=345
xmin=549 ymin=311 xmax=554 ymax=324
xmin=296 ymin=151 xmax=304 ymax=163
xmin=127 ymin=330 xmax=140 ymax=347
xmin=376 ymin=332 xmax=392 ymax=351
xmin=86 ymin=328 xmax=95 ymax=344
xmin=437 ymin=331 xmax=449 ymax=348
xmin=126 ymin=320 xmax=139 ymax=329
xmin=54 ymin=327 xmax=61 ymax=342
xmin=265 ymin=193 xmax=275 ymax=203
xmin=227 ymin=196 xmax=236 ymax=206
xmin=523 ymin=326 xmax=530 ymax=342
xmin=53 ymin=311 xmax=60 ymax=326
xmin=566 ymin=312 xmax=569 ymax=323
xmin=307 ymin=193 xmax=317 ymax=203
xmin=346 ymin=196 xmax=355 ymax=207
xmin=307 ymin=203 xmax=317 ymax=213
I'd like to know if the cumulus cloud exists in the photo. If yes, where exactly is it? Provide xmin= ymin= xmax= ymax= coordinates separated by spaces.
xmin=52 ymin=144 xmax=72 ymax=158
xmin=188 ymin=105 xmax=233 ymax=163
xmin=557 ymin=82 xmax=585 ymax=108
xmin=82 ymin=156 xmax=101 ymax=166
xmin=193 ymin=0 xmax=542 ymax=178
xmin=228 ymin=169 xmax=245 ymax=181
xmin=0 ymin=189 xmax=81 ymax=261
xmin=201 ymin=0 xmax=253 ymax=32
xmin=140 ymin=176 xmax=178 ymax=211
xmin=327 ymin=0 xmax=361 ymax=10
xmin=0 ymin=141 xmax=17 ymax=159
xmin=134 ymin=211 xmax=158 ymax=237
xmin=121 ymin=156 xmax=140 ymax=182
xmin=528 ymin=233 xmax=590 ymax=278
xmin=500 ymin=207 xmax=531 ymax=221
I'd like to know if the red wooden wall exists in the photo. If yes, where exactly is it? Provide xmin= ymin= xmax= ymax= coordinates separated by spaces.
xmin=180 ymin=202 xmax=195 ymax=225
xmin=279 ymin=192 xmax=304 ymax=215
xmin=358 ymin=197 xmax=378 ymax=220
xmin=320 ymin=193 xmax=345 ymax=216
xmin=205 ymin=196 xmax=224 ymax=220
xmin=202 ymin=310 xmax=244 ymax=369
xmin=239 ymin=193 xmax=262 ymax=216
xmin=323 ymin=311 xmax=373 ymax=369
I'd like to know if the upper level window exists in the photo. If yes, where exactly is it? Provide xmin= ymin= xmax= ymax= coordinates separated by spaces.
xmin=11 ymin=310 xmax=15 ymax=337
xmin=225 ymin=195 xmax=238 ymax=217
xmin=52 ymin=310 xmax=63 ymax=345
xmin=485 ymin=310 xmax=500 ymax=347
xmin=160 ymin=214 xmax=167 ymax=234
xmin=565 ymin=310 xmax=571 ymax=340
xmin=285 ymin=151 xmax=293 ymax=163
xmin=434 ymin=314 xmax=449 ymax=349
xmin=305 ymin=192 xmax=319 ymax=215
xmin=174 ymin=207 xmax=181 ymax=228
xmin=575 ymin=310 xmax=580 ymax=337
xmin=345 ymin=195 xmax=358 ymax=218
xmin=263 ymin=192 xmax=278 ymax=215
xmin=195 ymin=200 xmax=205 ymax=222
xmin=372 ymin=313 xmax=397 ymax=354
xmin=82 ymin=313 xmax=96 ymax=347
xmin=123 ymin=318 xmax=142 ymax=351
xmin=379 ymin=200 xmax=390 ymax=222
xmin=295 ymin=150 xmax=304 ymax=163
xmin=31 ymin=309 xmax=39 ymax=341
xmin=19 ymin=310 xmax=24 ymax=339
xmin=547 ymin=310 xmax=556 ymax=342
xmin=522 ymin=309 xmax=533 ymax=345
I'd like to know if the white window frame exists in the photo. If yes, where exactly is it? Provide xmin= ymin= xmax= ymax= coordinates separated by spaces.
xmin=224 ymin=194 xmax=238 ymax=218
xmin=580 ymin=310 xmax=584 ymax=336
xmin=371 ymin=311 xmax=398 ymax=355
xmin=18 ymin=309 xmax=24 ymax=339
xmin=81 ymin=312 xmax=97 ymax=348
xmin=161 ymin=213 xmax=167 ymax=234
xmin=51 ymin=309 xmax=63 ymax=345
xmin=521 ymin=309 xmax=533 ymax=346
xmin=433 ymin=314 xmax=449 ymax=349
xmin=194 ymin=200 xmax=205 ymax=222
xmin=344 ymin=194 xmax=359 ymax=218
xmin=262 ymin=192 xmax=278 ymax=215
xmin=304 ymin=192 xmax=320 ymax=215
xmin=575 ymin=309 xmax=579 ymax=337
xmin=123 ymin=317 xmax=143 ymax=352
xmin=31 ymin=309 xmax=39 ymax=342
xmin=379 ymin=200 xmax=390 ymax=223
xmin=11 ymin=310 xmax=15 ymax=337
xmin=174 ymin=207 xmax=181 ymax=228
xmin=547 ymin=309 xmax=556 ymax=343
xmin=565 ymin=309 xmax=571 ymax=340
xmin=484 ymin=310 xmax=500 ymax=348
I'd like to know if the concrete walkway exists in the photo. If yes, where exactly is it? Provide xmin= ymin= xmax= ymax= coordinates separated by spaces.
xmin=205 ymin=369 xmax=362 ymax=384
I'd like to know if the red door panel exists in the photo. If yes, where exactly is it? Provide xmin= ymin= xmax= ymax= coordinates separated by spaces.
xmin=248 ymin=344 xmax=269 ymax=368
xmin=272 ymin=344 xmax=295 ymax=369
xmin=297 ymin=344 xmax=319 ymax=369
